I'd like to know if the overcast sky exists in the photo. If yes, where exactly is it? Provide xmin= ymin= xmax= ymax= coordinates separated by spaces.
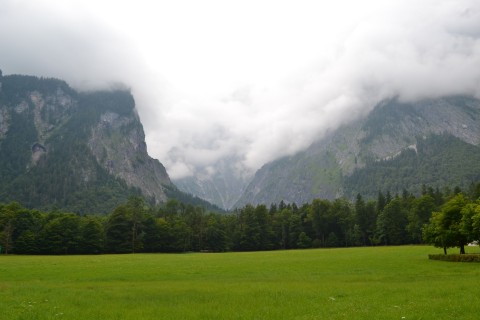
xmin=1 ymin=0 xmax=480 ymax=179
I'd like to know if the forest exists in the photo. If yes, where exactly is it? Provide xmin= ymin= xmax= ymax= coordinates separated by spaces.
xmin=0 ymin=183 xmax=479 ymax=255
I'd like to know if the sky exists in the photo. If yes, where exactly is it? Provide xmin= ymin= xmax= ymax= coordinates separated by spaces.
xmin=1 ymin=0 xmax=480 ymax=180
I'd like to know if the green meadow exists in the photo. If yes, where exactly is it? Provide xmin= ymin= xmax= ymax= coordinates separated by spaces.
xmin=1 ymin=246 xmax=479 ymax=320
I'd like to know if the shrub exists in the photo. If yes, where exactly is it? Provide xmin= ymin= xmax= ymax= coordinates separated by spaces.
xmin=428 ymin=254 xmax=480 ymax=262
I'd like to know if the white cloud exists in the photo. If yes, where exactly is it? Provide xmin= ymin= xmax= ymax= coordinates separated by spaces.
xmin=1 ymin=0 xmax=480 ymax=180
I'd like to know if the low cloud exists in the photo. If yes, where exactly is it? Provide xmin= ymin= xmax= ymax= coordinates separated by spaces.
xmin=1 ymin=0 xmax=480 ymax=180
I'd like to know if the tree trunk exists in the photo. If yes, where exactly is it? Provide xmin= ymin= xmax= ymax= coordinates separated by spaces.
xmin=443 ymin=246 xmax=447 ymax=255
xmin=459 ymin=244 xmax=465 ymax=255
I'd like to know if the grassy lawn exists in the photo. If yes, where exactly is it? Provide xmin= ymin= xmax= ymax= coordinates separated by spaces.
xmin=1 ymin=246 xmax=479 ymax=319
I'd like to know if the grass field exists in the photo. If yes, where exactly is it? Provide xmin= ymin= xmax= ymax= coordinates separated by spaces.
xmin=1 ymin=246 xmax=479 ymax=320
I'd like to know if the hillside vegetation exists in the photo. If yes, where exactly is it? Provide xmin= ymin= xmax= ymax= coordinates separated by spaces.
xmin=344 ymin=134 xmax=480 ymax=198
xmin=1 ymin=181 xmax=479 ymax=255
xmin=235 ymin=96 xmax=480 ymax=207
xmin=0 ymin=73 xmax=177 ymax=213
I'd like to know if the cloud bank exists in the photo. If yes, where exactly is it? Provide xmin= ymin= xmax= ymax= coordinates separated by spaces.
xmin=1 ymin=0 xmax=480 ymax=180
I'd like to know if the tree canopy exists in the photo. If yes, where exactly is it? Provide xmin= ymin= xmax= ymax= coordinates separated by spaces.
xmin=1 ymin=183 xmax=479 ymax=255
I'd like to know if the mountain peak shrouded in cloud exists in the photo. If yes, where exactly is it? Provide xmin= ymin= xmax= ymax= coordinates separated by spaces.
xmin=1 ymin=0 xmax=480 ymax=182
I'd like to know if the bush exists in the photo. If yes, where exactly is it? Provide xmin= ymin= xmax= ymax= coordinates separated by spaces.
xmin=428 ymin=254 xmax=480 ymax=262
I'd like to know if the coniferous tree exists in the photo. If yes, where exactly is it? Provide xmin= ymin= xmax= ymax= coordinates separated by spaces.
xmin=40 ymin=215 xmax=81 ymax=254
xmin=105 ymin=206 xmax=132 ymax=253
xmin=80 ymin=217 xmax=105 ymax=254
xmin=406 ymin=195 xmax=435 ymax=243
xmin=204 ymin=214 xmax=228 ymax=252
xmin=377 ymin=198 xmax=408 ymax=245
xmin=308 ymin=199 xmax=331 ymax=247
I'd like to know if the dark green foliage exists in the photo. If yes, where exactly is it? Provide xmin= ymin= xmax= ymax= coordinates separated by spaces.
xmin=325 ymin=232 xmax=339 ymax=247
xmin=422 ymin=193 xmax=480 ymax=254
xmin=0 ymin=111 xmax=37 ymax=181
xmin=204 ymin=213 xmax=228 ymax=252
xmin=275 ymin=207 xmax=304 ymax=249
xmin=428 ymin=254 xmax=480 ymax=262
xmin=375 ymin=198 xmax=408 ymax=245
xmin=105 ymin=205 xmax=133 ymax=253
xmin=141 ymin=215 xmax=162 ymax=253
xmin=437 ymin=194 xmax=471 ymax=254
xmin=1 ymin=181 xmax=479 ymax=255
xmin=14 ymin=230 xmax=38 ymax=254
xmin=354 ymin=195 xmax=377 ymax=246
xmin=0 ymin=75 xmax=144 ymax=214
xmin=166 ymin=217 xmax=191 ymax=252
xmin=296 ymin=231 xmax=312 ymax=248
xmin=80 ymin=217 xmax=105 ymax=254
xmin=164 ymin=185 xmax=224 ymax=213
xmin=79 ymin=90 xmax=135 ymax=119
xmin=469 ymin=182 xmax=480 ymax=200
xmin=406 ymin=195 xmax=436 ymax=243
xmin=11 ymin=208 xmax=43 ymax=254
xmin=0 ymin=202 xmax=17 ymax=253
xmin=105 ymin=196 xmax=179 ymax=253
xmin=235 ymin=204 xmax=262 ymax=251
xmin=1 ymin=146 xmax=142 ymax=214
xmin=345 ymin=134 xmax=480 ymax=198
xmin=40 ymin=214 xmax=81 ymax=254
xmin=0 ymin=75 xmax=75 ymax=105
xmin=361 ymin=98 xmax=422 ymax=144
xmin=183 ymin=205 xmax=207 ymax=251
xmin=461 ymin=203 xmax=480 ymax=242
xmin=308 ymin=199 xmax=331 ymax=246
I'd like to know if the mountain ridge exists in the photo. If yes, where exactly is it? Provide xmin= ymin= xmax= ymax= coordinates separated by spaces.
xmin=0 ymin=71 xmax=175 ymax=213
xmin=173 ymin=157 xmax=249 ymax=210
xmin=233 ymin=95 xmax=480 ymax=207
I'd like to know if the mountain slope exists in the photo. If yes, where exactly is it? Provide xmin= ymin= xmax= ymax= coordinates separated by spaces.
xmin=0 ymin=72 xmax=174 ymax=213
xmin=235 ymin=96 xmax=480 ymax=207
xmin=344 ymin=133 xmax=480 ymax=198
xmin=173 ymin=157 xmax=249 ymax=210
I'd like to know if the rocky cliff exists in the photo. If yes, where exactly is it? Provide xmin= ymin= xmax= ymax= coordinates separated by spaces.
xmin=0 ymin=71 xmax=173 ymax=213
xmin=234 ymin=96 xmax=480 ymax=207
xmin=86 ymin=94 xmax=172 ymax=203
xmin=173 ymin=157 xmax=249 ymax=210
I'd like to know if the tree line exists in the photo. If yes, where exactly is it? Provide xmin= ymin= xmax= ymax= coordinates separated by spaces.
xmin=1 ymin=183 xmax=479 ymax=255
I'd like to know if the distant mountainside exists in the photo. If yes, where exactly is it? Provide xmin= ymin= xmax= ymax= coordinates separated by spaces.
xmin=173 ymin=157 xmax=249 ymax=210
xmin=344 ymin=133 xmax=480 ymax=198
xmin=0 ymin=71 xmax=215 ymax=214
xmin=234 ymin=96 xmax=480 ymax=207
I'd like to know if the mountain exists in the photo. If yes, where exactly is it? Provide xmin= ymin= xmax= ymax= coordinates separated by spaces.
xmin=173 ymin=157 xmax=249 ymax=210
xmin=0 ymin=71 xmax=176 ymax=213
xmin=234 ymin=96 xmax=480 ymax=207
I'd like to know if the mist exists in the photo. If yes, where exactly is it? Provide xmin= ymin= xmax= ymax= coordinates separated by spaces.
xmin=1 ymin=0 xmax=479 ymax=180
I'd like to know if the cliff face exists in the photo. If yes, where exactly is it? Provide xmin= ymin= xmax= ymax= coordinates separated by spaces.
xmin=173 ymin=157 xmax=249 ymax=210
xmin=0 ymin=72 xmax=172 ymax=213
xmin=359 ymin=96 xmax=480 ymax=161
xmin=234 ymin=96 xmax=480 ymax=207
xmin=88 ymin=108 xmax=171 ymax=203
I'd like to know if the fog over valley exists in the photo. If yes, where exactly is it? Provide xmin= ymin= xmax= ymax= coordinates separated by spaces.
xmin=1 ymin=0 xmax=480 ymax=183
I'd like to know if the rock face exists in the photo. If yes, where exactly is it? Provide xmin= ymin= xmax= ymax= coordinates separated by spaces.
xmin=359 ymin=96 xmax=480 ymax=160
xmin=0 ymin=73 xmax=173 ymax=213
xmin=234 ymin=96 xmax=480 ymax=207
xmin=174 ymin=157 xmax=250 ymax=210
xmin=88 ymin=109 xmax=172 ymax=204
